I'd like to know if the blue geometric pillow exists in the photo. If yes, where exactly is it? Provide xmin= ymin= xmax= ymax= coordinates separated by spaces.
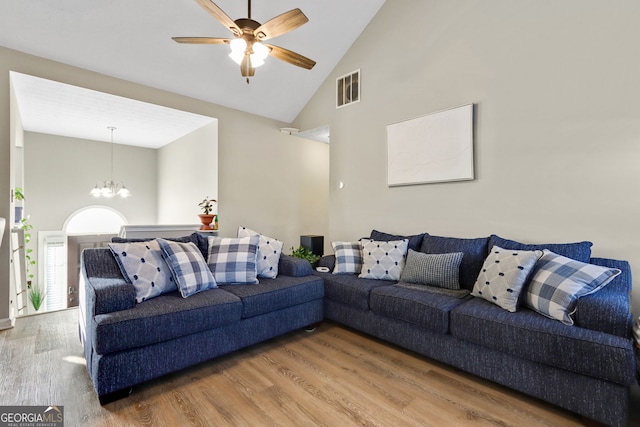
xmin=157 ymin=239 xmax=217 ymax=298
xmin=525 ymin=250 xmax=621 ymax=325
xmin=237 ymin=226 xmax=283 ymax=279
xmin=207 ymin=235 xmax=260 ymax=284
xmin=108 ymin=239 xmax=177 ymax=303
xmin=332 ymin=241 xmax=363 ymax=274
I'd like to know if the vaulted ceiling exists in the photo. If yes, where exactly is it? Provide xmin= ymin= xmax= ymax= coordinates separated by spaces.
xmin=1 ymin=0 xmax=386 ymax=144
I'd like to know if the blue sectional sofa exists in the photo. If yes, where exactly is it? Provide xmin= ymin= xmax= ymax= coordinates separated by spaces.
xmin=79 ymin=229 xmax=635 ymax=426
xmin=315 ymin=230 xmax=636 ymax=427
xmin=79 ymin=234 xmax=323 ymax=404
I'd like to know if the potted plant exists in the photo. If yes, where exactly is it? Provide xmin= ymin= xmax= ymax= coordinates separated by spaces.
xmin=14 ymin=187 xmax=24 ymax=224
xmin=20 ymin=216 xmax=36 ymax=284
xmin=28 ymin=283 xmax=45 ymax=311
xmin=198 ymin=197 xmax=217 ymax=230
xmin=290 ymin=246 xmax=321 ymax=268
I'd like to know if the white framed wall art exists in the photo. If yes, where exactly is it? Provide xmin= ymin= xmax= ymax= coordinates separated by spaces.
xmin=386 ymin=104 xmax=474 ymax=186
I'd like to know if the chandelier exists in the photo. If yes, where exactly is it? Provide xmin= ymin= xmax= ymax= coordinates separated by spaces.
xmin=90 ymin=127 xmax=131 ymax=198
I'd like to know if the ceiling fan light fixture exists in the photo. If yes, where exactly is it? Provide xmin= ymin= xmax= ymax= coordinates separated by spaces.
xmin=229 ymin=38 xmax=247 ymax=65
xmin=252 ymin=42 xmax=269 ymax=63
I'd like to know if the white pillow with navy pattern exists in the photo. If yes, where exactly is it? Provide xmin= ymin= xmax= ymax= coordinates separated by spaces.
xmin=237 ymin=226 xmax=283 ymax=279
xmin=472 ymin=245 xmax=542 ymax=312
xmin=359 ymin=238 xmax=409 ymax=281
xmin=157 ymin=238 xmax=217 ymax=298
xmin=525 ymin=249 xmax=621 ymax=325
xmin=207 ymin=235 xmax=260 ymax=284
xmin=332 ymin=241 xmax=363 ymax=274
xmin=108 ymin=239 xmax=177 ymax=303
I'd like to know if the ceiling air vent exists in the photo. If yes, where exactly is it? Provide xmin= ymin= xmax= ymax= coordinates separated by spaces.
xmin=336 ymin=69 xmax=360 ymax=109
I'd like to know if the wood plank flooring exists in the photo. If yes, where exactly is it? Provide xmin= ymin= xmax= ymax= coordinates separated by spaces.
xmin=1 ymin=308 xmax=639 ymax=426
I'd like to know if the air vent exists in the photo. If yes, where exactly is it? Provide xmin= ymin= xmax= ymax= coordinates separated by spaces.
xmin=336 ymin=69 xmax=360 ymax=108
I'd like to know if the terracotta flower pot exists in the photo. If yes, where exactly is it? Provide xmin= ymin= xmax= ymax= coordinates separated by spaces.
xmin=198 ymin=214 xmax=215 ymax=230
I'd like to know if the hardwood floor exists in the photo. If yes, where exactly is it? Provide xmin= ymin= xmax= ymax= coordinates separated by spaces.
xmin=1 ymin=309 xmax=639 ymax=426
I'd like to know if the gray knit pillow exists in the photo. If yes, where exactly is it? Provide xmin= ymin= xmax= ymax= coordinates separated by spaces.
xmin=400 ymin=249 xmax=463 ymax=290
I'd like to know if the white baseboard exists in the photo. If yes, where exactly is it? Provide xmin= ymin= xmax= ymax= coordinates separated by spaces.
xmin=0 ymin=317 xmax=15 ymax=330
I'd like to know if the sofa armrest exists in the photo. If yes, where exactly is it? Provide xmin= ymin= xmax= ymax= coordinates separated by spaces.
xmin=81 ymin=248 xmax=136 ymax=315
xmin=573 ymin=258 xmax=633 ymax=338
xmin=278 ymin=254 xmax=312 ymax=277
xmin=318 ymin=255 xmax=336 ymax=271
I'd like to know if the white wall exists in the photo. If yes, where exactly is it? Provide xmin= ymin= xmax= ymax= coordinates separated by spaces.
xmin=0 ymin=45 xmax=330 ymax=325
xmin=24 ymin=132 xmax=158 ymax=231
xmin=158 ymin=122 xmax=218 ymax=224
xmin=294 ymin=0 xmax=640 ymax=315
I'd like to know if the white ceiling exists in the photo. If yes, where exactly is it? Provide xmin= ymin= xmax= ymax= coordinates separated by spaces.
xmin=11 ymin=71 xmax=217 ymax=148
xmin=1 ymin=0 xmax=386 ymax=145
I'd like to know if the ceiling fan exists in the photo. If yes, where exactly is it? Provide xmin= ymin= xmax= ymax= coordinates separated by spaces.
xmin=173 ymin=0 xmax=316 ymax=83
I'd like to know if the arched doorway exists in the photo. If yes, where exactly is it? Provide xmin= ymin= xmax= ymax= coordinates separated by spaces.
xmin=37 ymin=206 xmax=127 ymax=314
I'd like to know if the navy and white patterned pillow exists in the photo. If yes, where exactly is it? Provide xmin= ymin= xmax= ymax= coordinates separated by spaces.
xmin=108 ymin=239 xmax=177 ymax=303
xmin=332 ymin=241 xmax=363 ymax=274
xmin=237 ymin=226 xmax=283 ymax=279
xmin=525 ymin=250 xmax=621 ymax=324
xmin=207 ymin=235 xmax=260 ymax=284
xmin=400 ymin=249 xmax=463 ymax=290
xmin=472 ymin=245 xmax=542 ymax=312
xmin=359 ymin=238 xmax=409 ymax=281
xmin=157 ymin=239 xmax=217 ymax=298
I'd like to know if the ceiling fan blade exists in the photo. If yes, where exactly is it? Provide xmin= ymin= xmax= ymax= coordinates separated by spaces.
xmin=195 ymin=0 xmax=242 ymax=36
xmin=172 ymin=37 xmax=230 ymax=44
xmin=254 ymin=9 xmax=308 ymax=41
xmin=265 ymin=44 xmax=316 ymax=70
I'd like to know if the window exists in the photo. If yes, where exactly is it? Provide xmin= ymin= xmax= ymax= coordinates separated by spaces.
xmin=39 ymin=232 xmax=67 ymax=312
xmin=64 ymin=206 xmax=127 ymax=235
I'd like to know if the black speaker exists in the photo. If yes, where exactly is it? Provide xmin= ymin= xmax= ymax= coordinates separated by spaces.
xmin=300 ymin=235 xmax=324 ymax=257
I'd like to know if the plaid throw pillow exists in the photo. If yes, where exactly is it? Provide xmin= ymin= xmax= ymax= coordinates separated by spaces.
xmin=359 ymin=238 xmax=409 ymax=281
xmin=400 ymin=249 xmax=463 ymax=290
xmin=472 ymin=245 xmax=542 ymax=312
xmin=525 ymin=250 xmax=621 ymax=325
xmin=108 ymin=239 xmax=177 ymax=303
xmin=237 ymin=226 xmax=283 ymax=279
xmin=157 ymin=239 xmax=217 ymax=298
xmin=332 ymin=241 xmax=363 ymax=274
xmin=207 ymin=235 xmax=260 ymax=284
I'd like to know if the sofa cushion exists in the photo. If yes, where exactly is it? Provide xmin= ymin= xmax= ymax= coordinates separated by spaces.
xmin=400 ymin=249 xmax=463 ymax=290
xmin=318 ymin=271 xmax=393 ymax=310
xmin=220 ymin=275 xmax=324 ymax=319
xmin=237 ymin=226 xmax=284 ymax=279
xmin=450 ymin=297 xmax=634 ymax=385
xmin=488 ymin=234 xmax=592 ymax=263
xmin=332 ymin=241 xmax=363 ymax=274
xmin=370 ymin=284 xmax=471 ymax=334
xmin=358 ymin=238 xmax=408 ymax=281
xmin=370 ymin=229 xmax=426 ymax=252
xmin=207 ymin=235 xmax=260 ymax=284
xmin=157 ymin=239 xmax=217 ymax=298
xmin=108 ymin=240 xmax=177 ymax=303
xmin=420 ymin=235 xmax=489 ymax=290
xmin=93 ymin=288 xmax=242 ymax=355
xmin=524 ymin=250 xmax=621 ymax=325
xmin=471 ymin=246 xmax=542 ymax=312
